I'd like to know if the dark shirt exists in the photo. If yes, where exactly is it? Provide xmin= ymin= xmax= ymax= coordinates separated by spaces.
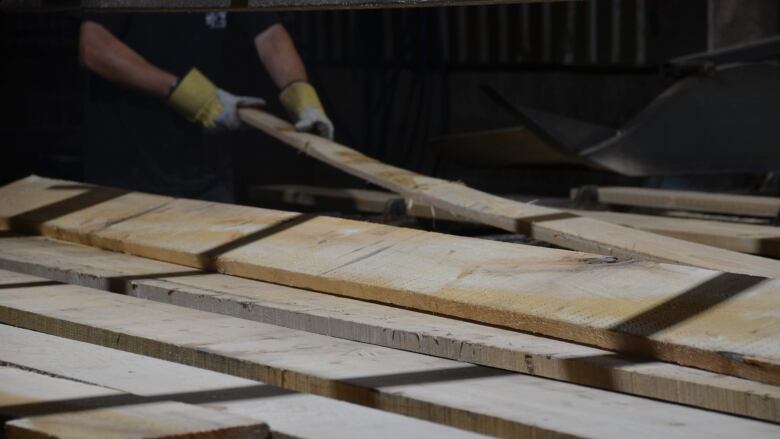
xmin=83 ymin=12 xmax=278 ymax=199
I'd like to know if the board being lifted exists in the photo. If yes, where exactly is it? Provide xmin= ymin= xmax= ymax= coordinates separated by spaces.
xmin=238 ymin=108 xmax=780 ymax=279
xmin=1 ymin=175 xmax=780 ymax=386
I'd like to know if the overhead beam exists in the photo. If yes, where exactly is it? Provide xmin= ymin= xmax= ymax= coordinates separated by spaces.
xmin=1 ymin=176 xmax=780 ymax=385
xmin=0 ymin=0 xmax=559 ymax=12
xmin=0 ymin=235 xmax=778 ymax=422
xmin=0 ymin=325 xmax=489 ymax=439
xmin=0 ymin=270 xmax=777 ymax=439
xmin=239 ymin=108 xmax=780 ymax=277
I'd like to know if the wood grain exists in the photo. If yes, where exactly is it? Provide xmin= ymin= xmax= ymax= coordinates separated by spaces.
xmin=580 ymin=186 xmax=780 ymax=218
xmin=0 ymin=325 xmax=481 ymax=439
xmin=6 ymin=402 xmax=269 ymax=439
xmin=251 ymin=184 xmax=780 ymax=257
xmin=1 ymin=270 xmax=777 ymax=439
xmin=2 ymin=176 xmax=780 ymax=385
xmin=1 ymin=236 xmax=779 ymax=422
xmin=0 ymin=367 xmax=268 ymax=439
xmin=239 ymin=108 xmax=780 ymax=277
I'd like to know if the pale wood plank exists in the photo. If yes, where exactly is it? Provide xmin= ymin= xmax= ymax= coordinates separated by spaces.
xmin=1 ymin=235 xmax=778 ymax=422
xmin=0 ymin=366 xmax=117 ymax=409
xmin=0 ymin=175 xmax=172 ymax=245
xmin=238 ymin=108 xmax=780 ymax=277
xmin=0 ymin=325 xmax=482 ymax=439
xmin=6 ymin=402 xmax=268 ymax=439
xmin=580 ymin=186 xmax=780 ymax=218
xmin=1 ymin=177 xmax=780 ymax=385
xmin=251 ymin=185 xmax=780 ymax=257
xmin=0 ymin=271 xmax=776 ymax=439
xmin=569 ymin=209 xmax=780 ymax=257
xmin=0 ymin=367 xmax=268 ymax=439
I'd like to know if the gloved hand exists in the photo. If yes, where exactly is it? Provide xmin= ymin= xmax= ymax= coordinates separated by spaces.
xmin=167 ymin=68 xmax=265 ymax=130
xmin=279 ymin=81 xmax=334 ymax=140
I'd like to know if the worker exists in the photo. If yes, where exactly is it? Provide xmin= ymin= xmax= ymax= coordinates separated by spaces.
xmin=78 ymin=12 xmax=332 ymax=202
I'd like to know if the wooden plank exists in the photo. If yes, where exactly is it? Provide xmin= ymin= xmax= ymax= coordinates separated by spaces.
xmin=0 ymin=366 xmax=118 ymax=411
xmin=6 ymin=402 xmax=268 ymax=439
xmin=577 ymin=186 xmax=780 ymax=218
xmin=238 ymin=108 xmax=780 ymax=277
xmin=569 ymin=209 xmax=780 ymax=257
xmin=0 ymin=367 xmax=268 ymax=439
xmin=2 ymin=177 xmax=780 ymax=385
xmin=0 ymin=175 xmax=172 ymax=244
xmin=0 ymin=326 xmax=481 ymax=439
xmin=251 ymin=184 xmax=780 ymax=257
xmin=1 ymin=0 xmax=560 ymax=12
xmin=1 ymin=271 xmax=777 ymax=439
xmin=1 ymin=235 xmax=779 ymax=422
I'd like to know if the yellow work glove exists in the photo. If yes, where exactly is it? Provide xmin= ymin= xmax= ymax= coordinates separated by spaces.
xmin=279 ymin=81 xmax=334 ymax=140
xmin=168 ymin=68 xmax=265 ymax=130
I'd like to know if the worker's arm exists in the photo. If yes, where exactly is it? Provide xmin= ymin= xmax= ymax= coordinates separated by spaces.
xmin=79 ymin=20 xmax=264 ymax=130
xmin=79 ymin=21 xmax=177 ymax=97
xmin=254 ymin=24 xmax=334 ymax=140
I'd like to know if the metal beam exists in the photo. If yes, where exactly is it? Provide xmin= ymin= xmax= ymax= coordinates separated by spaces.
xmin=1 ymin=0 xmax=565 ymax=12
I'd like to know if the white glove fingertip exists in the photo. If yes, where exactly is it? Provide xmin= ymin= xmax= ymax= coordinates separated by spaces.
xmin=295 ymin=120 xmax=314 ymax=132
xmin=238 ymin=96 xmax=266 ymax=108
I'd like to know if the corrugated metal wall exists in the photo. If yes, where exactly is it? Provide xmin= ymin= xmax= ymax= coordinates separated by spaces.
xmin=289 ymin=1 xmax=658 ymax=69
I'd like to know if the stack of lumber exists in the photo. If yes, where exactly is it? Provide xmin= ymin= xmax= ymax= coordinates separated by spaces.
xmin=0 ymin=175 xmax=779 ymax=437
xmin=251 ymin=184 xmax=780 ymax=257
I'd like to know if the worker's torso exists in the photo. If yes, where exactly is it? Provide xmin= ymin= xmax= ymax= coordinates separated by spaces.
xmin=83 ymin=12 xmax=276 ymax=200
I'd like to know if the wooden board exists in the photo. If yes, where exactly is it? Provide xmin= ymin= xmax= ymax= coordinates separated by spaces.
xmin=251 ymin=184 xmax=780 ymax=257
xmin=239 ymin=108 xmax=780 ymax=277
xmin=6 ymin=402 xmax=268 ymax=439
xmin=2 ymin=177 xmax=780 ymax=385
xmin=1 ymin=271 xmax=777 ymax=439
xmin=0 ymin=325 xmax=482 ymax=439
xmin=0 ymin=366 xmax=118 ymax=412
xmin=0 ymin=367 xmax=268 ymax=439
xmin=578 ymin=186 xmax=780 ymax=218
xmin=569 ymin=209 xmax=780 ymax=257
xmin=1 ymin=236 xmax=779 ymax=422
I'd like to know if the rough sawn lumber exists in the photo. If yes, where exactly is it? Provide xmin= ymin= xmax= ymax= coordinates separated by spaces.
xmin=0 ymin=270 xmax=778 ymax=439
xmin=1 ymin=235 xmax=778 ymax=422
xmin=0 ymin=325 xmax=488 ymax=439
xmin=577 ymin=186 xmax=780 ymax=218
xmin=6 ymin=402 xmax=269 ymax=439
xmin=0 ymin=367 xmax=269 ymax=439
xmin=1 ymin=176 xmax=780 ymax=386
xmin=251 ymin=184 xmax=780 ymax=257
xmin=239 ymin=108 xmax=780 ymax=278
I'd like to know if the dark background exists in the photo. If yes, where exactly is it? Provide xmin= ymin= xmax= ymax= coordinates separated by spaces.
xmin=1 ymin=0 xmax=778 ymax=201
